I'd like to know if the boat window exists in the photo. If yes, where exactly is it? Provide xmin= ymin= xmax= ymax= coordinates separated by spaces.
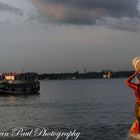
xmin=5 ymin=76 xmax=15 ymax=81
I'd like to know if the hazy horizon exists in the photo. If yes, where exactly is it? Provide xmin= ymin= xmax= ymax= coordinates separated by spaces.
xmin=0 ymin=0 xmax=140 ymax=73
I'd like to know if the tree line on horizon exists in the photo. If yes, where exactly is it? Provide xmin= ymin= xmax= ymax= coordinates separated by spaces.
xmin=38 ymin=70 xmax=134 ymax=80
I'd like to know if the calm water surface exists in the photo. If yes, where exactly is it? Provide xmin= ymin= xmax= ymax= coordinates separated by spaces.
xmin=0 ymin=79 xmax=136 ymax=140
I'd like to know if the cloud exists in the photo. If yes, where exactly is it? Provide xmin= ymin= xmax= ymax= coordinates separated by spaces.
xmin=34 ymin=0 xmax=139 ymax=22
xmin=31 ymin=0 xmax=140 ymax=31
xmin=0 ymin=2 xmax=22 ymax=15
xmin=44 ymin=0 xmax=139 ymax=17
xmin=0 ymin=1 xmax=37 ymax=25
xmin=94 ymin=16 xmax=140 ymax=32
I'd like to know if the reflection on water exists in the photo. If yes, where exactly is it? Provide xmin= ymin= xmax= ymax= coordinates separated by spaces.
xmin=0 ymin=79 xmax=136 ymax=140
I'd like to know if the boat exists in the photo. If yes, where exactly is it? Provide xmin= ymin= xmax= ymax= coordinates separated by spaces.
xmin=0 ymin=72 xmax=40 ymax=95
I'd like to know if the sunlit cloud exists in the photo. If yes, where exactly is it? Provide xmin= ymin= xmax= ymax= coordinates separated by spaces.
xmin=32 ymin=0 xmax=140 ymax=31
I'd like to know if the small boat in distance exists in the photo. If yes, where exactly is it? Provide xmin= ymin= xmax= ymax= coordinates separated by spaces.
xmin=0 ymin=72 xmax=40 ymax=95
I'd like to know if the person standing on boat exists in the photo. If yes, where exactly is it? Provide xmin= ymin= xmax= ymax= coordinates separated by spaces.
xmin=125 ymin=71 xmax=140 ymax=133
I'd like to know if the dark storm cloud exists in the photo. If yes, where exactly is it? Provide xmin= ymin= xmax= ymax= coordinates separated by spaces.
xmin=44 ymin=0 xmax=139 ymax=17
xmin=36 ymin=0 xmax=139 ymax=25
xmin=0 ymin=2 xmax=22 ymax=15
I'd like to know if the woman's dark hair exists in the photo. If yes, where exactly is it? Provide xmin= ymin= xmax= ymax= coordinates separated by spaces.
xmin=137 ymin=74 xmax=140 ymax=80
xmin=135 ymin=104 xmax=140 ymax=120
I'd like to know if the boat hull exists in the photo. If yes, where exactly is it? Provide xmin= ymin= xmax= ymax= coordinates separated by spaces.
xmin=0 ymin=89 xmax=40 ymax=95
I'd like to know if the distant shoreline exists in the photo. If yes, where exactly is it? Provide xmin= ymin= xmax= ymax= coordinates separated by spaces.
xmin=38 ymin=71 xmax=134 ymax=80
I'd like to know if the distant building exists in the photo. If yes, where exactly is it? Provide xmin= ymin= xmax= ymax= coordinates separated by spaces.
xmin=72 ymin=77 xmax=76 ymax=80
xmin=85 ymin=68 xmax=87 ymax=75
xmin=103 ymin=72 xmax=112 ymax=79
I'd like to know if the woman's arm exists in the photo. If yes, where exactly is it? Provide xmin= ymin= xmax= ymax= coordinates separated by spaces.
xmin=125 ymin=71 xmax=138 ymax=89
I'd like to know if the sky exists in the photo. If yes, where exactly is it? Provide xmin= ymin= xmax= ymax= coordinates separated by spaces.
xmin=0 ymin=0 xmax=140 ymax=73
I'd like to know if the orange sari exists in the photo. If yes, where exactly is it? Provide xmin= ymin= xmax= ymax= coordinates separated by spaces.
xmin=130 ymin=120 xmax=140 ymax=134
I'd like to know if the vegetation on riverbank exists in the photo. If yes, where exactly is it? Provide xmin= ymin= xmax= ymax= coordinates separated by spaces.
xmin=38 ymin=71 xmax=134 ymax=80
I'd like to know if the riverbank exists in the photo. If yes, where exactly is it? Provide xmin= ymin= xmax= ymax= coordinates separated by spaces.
xmin=38 ymin=71 xmax=134 ymax=80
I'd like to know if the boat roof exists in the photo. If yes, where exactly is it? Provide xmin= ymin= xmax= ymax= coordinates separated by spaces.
xmin=0 ymin=72 xmax=38 ymax=76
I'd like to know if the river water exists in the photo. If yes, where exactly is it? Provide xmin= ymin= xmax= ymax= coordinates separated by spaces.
xmin=0 ymin=79 xmax=136 ymax=140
